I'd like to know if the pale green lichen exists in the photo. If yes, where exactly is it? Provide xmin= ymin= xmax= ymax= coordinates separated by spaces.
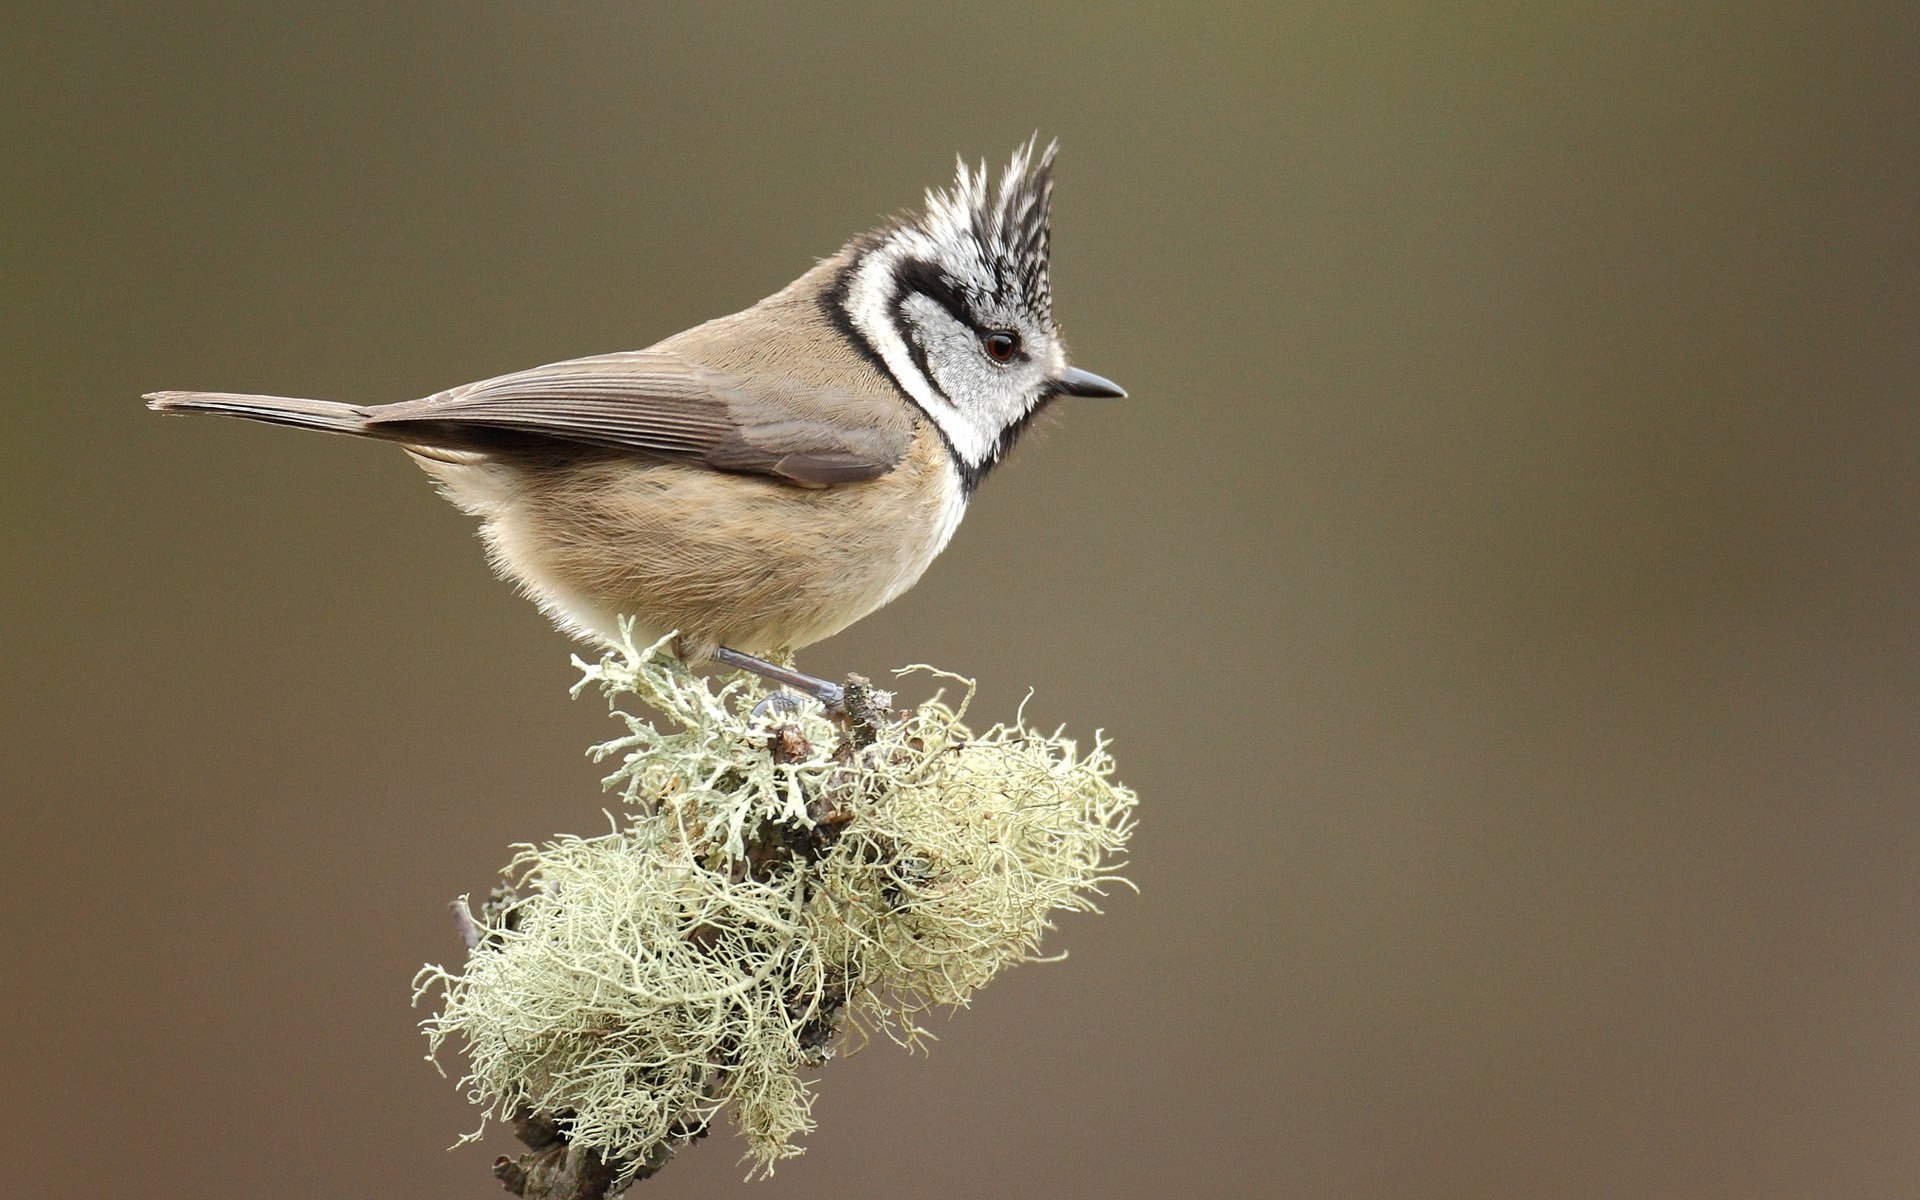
xmin=415 ymin=627 xmax=1137 ymax=1181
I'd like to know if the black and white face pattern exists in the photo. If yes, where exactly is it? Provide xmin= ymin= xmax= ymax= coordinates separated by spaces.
xmin=835 ymin=141 xmax=1067 ymax=491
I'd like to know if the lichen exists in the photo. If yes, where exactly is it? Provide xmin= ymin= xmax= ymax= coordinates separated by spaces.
xmin=415 ymin=627 xmax=1136 ymax=1182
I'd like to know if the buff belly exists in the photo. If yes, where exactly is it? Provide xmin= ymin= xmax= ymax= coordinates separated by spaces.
xmin=412 ymin=432 xmax=965 ymax=662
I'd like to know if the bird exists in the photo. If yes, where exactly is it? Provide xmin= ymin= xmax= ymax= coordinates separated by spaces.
xmin=147 ymin=139 xmax=1124 ymax=708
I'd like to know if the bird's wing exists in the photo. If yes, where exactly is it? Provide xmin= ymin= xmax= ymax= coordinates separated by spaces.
xmin=364 ymin=350 xmax=913 ymax=486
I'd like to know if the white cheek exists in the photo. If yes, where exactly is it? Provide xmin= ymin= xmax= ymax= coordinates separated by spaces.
xmin=929 ymin=353 xmax=1030 ymax=443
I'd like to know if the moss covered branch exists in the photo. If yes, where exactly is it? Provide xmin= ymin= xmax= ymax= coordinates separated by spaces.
xmin=415 ymin=627 xmax=1137 ymax=1193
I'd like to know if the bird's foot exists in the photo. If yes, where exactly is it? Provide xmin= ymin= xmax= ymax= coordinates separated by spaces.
xmin=749 ymin=691 xmax=811 ymax=722
xmin=715 ymin=647 xmax=899 ymax=747
xmin=714 ymin=646 xmax=847 ymax=714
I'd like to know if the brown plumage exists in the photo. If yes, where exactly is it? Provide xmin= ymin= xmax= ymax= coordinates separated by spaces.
xmin=420 ymin=248 xmax=965 ymax=661
xmin=146 ymin=141 xmax=1122 ymax=684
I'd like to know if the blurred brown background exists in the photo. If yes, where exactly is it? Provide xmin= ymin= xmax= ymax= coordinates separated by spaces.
xmin=5 ymin=3 xmax=1918 ymax=1197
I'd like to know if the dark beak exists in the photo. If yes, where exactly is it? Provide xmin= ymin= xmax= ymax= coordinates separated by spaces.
xmin=1052 ymin=366 xmax=1128 ymax=398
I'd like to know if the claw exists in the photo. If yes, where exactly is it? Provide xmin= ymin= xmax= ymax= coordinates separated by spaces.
xmin=750 ymin=692 xmax=809 ymax=722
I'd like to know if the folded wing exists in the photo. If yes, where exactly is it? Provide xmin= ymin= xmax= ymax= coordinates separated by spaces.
xmin=366 ymin=350 xmax=912 ymax=487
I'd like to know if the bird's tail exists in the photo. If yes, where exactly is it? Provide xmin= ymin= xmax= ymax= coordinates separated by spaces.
xmin=145 ymin=390 xmax=372 ymax=436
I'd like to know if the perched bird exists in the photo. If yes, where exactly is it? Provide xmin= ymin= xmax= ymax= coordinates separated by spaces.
xmin=147 ymin=140 xmax=1124 ymax=706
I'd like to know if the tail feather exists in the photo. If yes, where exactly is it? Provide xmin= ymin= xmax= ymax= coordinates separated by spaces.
xmin=145 ymin=391 xmax=371 ymax=437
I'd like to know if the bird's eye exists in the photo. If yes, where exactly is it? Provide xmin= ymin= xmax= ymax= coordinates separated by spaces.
xmin=982 ymin=330 xmax=1020 ymax=363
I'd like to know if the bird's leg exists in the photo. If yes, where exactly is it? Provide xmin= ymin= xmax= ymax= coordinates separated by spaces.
xmin=713 ymin=646 xmax=847 ymax=713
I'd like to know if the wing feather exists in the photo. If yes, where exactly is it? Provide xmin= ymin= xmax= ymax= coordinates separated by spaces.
xmin=361 ymin=351 xmax=910 ymax=486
